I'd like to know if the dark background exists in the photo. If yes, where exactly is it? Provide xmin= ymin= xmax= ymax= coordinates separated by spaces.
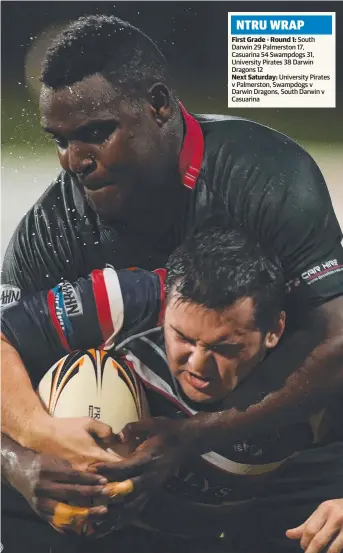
xmin=2 ymin=0 xmax=343 ymax=146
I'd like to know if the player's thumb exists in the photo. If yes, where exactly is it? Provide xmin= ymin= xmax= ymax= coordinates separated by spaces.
xmin=286 ymin=524 xmax=305 ymax=539
xmin=119 ymin=417 xmax=164 ymax=444
xmin=87 ymin=418 xmax=114 ymax=444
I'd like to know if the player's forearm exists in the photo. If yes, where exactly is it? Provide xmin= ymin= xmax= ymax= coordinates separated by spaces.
xmin=181 ymin=296 xmax=343 ymax=454
xmin=1 ymin=335 xmax=53 ymax=449
xmin=1 ymin=432 xmax=38 ymax=495
xmin=0 ymin=268 xmax=163 ymax=385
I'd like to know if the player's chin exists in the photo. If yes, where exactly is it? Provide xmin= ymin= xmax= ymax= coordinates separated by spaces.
xmin=85 ymin=186 xmax=128 ymax=220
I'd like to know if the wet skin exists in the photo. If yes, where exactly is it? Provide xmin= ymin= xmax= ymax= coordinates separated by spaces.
xmin=40 ymin=75 xmax=184 ymax=235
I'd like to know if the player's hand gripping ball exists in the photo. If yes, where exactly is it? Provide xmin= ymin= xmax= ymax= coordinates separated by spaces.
xmin=38 ymin=349 xmax=149 ymax=538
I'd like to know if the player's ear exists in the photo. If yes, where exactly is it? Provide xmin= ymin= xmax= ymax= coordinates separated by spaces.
xmin=148 ymin=83 xmax=172 ymax=126
xmin=264 ymin=311 xmax=286 ymax=350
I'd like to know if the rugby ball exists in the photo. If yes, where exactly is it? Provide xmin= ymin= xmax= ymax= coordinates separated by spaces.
xmin=38 ymin=349 xmax=149 ymax=538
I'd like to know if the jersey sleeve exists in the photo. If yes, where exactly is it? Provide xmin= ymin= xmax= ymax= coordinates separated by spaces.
xmin=212 ymin=123 xmax=343 ymax=311
xmin=1 ymin=268 xmax=165 ymax=388
xmin=1 ymin=210 xmax=59 ymax=300
xmin=1 ymin=171 xmax=106 ymax=302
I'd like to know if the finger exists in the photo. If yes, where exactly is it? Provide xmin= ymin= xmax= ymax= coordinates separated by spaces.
xmin=300 ymin=512 xmax=328 ymax=551
xmin=103 ymin=433 xmax=127 ymax=452
xmin=50 ymin=509 xmax=110 ymax=528
xmin=88 ymin=445 xmax=124 ymax=465
xmin=95 ymin=451 xmax=153 ymax=480
xmin=102 ymin=479 xmax=135 ymax=499
xmin=52 ymin=502 xmax=109 ymax=529
xmin=45 ymin=468 xmax=108 ymax=485
xmin=71 ymin=448 xmax=124 ymax=472
xmin=286 ymin=523 xmax=305 ymax=539
xmin=35 ymin=481 xmax=107 ymax=502
xmin=51 ymin=506 xmax=110 ymax=528
xmin=87 ymin=451 xmax=123 ymax=474
xmin=119 ymin=419 xmax=161 ymax=443
xmin=103 ymin=475 xmax=156 ymax=508
xmin=92 ymin=448 xmax=123 ymax=465
xmin=53 ymin=503 xmax=89 ymax=528
xmin=327 ymin=532 xmax=343 ymax=553
xmin=36 ymin=499 xmax=108 ymax=529
xmin=305 ymin=523 xmax=340 ymax=553
xmin=87 ymin=418 xmax=113 ymax=442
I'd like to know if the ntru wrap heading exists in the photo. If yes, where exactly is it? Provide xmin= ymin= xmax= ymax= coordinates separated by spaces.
xmin=230 ymin=15 xmax=333 ymax=36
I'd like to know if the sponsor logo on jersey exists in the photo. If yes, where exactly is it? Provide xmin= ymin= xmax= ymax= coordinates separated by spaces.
xmin=301 ymin=258 xmax=343 ymax=285
xmin=0 ymin=285 xmax=21 ymax=308
xmin=54 ymin=287 xmax=66 ymax=333
xmin=61 ymin=281 xmax=83 ymax=317
xmin=52 ymin=285 xmax=73 ymax=338
xmin=165 ymin=468 xmax=236 ymax=503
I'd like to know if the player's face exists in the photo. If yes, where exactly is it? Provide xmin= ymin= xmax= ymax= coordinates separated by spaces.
xmin=40 ymin=75 xmax=180 ymax=231
xmin=164 ymin=293 xmax=285 ymax=404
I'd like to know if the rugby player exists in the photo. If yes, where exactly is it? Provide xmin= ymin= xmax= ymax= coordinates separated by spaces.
xmin=2 ymin=227 xmax=343 ymax=553
xmin=1 ymin=12 xmax=343 ymax=541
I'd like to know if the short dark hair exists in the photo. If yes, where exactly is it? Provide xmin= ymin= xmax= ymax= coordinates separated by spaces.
xmin=41 ymin=15 xmax=172 ymax=95
xmin=166 ymin=226 xmax=285 ymax=333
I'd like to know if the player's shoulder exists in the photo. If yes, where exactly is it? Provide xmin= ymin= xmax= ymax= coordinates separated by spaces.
xmin=121 ymin=328 xmax=174 ymax=383
xmin=195 ymin=112 xmax=310 ymax=162
xmin=30 ymin=170 xmax=88 ymax=219
xmin=194 ymin=113 xmax=325 ymax=206
xmin=122 ymin=328 xmax=167 ymax=363
xmin=7 ymin=171 xmax=95 ymax=245
xmin=2 ymin=171 xmax=97 ymax=291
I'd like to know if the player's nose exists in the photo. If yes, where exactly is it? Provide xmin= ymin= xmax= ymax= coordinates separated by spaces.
xmin=67 ymin=142 xmax=97 ymax=180
xmin=188 ymin=347 xmax=214 ymax=376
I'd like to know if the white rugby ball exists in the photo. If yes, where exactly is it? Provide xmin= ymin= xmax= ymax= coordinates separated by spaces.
xmin=38 ymin=348 xmax=147 ymax=434
xmin=37 ymin=349 xmax=149 ymax=538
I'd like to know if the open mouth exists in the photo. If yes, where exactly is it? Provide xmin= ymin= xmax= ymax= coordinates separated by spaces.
xmin=184 ymin=371 xmax=212 ymax=390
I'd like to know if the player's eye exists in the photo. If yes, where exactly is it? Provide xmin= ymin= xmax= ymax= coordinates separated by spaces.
xmin=211 ymin=344 xmax=242 ymax=358
xmin=83 ymin=122 xmax=118 ymax=144
xmin=175 ymin=330 xmax=195 ymax=346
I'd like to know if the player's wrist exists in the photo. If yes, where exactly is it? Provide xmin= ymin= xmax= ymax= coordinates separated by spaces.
xmin=1 ymin=433 xmax=39 ymax=494
xmin=18 ymin=408 xmax=55 ymax=451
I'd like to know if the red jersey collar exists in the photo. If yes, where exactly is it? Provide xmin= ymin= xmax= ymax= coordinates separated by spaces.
xmin=178 ymin=102 xmax=204 ymax=190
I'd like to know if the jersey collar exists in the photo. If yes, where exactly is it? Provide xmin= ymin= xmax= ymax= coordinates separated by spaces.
xmin=178 ymin=102 xmax=204 ymax=190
